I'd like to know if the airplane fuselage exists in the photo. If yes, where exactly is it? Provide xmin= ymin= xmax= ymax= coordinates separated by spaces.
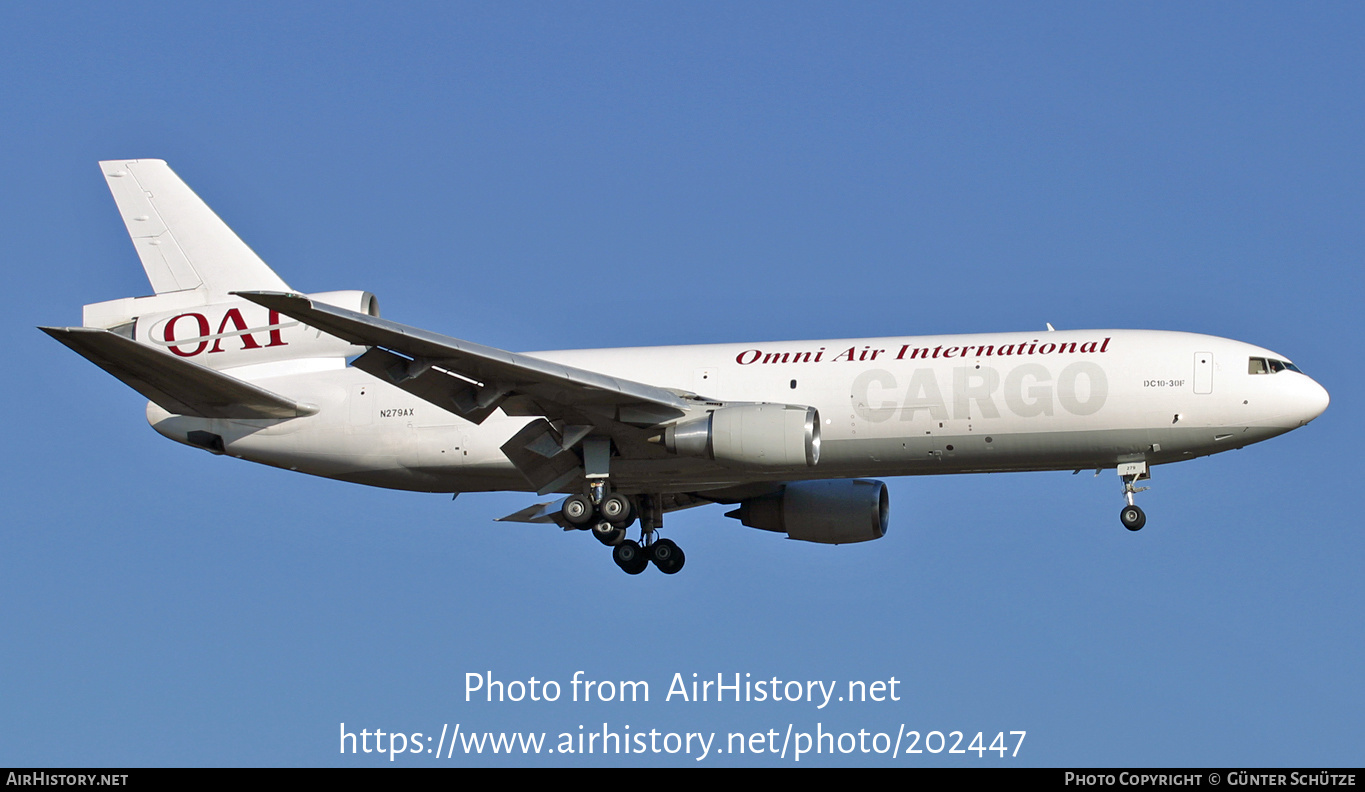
xmin=145 ymin=326 xmax=1328 ymax=495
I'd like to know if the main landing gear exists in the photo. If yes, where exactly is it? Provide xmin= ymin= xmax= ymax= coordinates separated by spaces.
xmin=561 ymin=484 xmax=685 ymax=575
xmin=612 ymin=536 xmax=685 ymax=575
xmin=1118 ymin=461 xmax=1150 ymax=532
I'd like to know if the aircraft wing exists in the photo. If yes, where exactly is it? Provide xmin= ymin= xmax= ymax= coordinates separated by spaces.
xmin=235 ymin=291 xmax=694 ymax=428
xmin=236 ymin=290 xmax=706 ymax=494
xmin=40 ymin=326 xmax=316 ymax=419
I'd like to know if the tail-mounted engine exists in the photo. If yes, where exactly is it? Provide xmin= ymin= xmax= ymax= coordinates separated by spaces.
xmin=82 ymin=289 xmax=381 ymax=371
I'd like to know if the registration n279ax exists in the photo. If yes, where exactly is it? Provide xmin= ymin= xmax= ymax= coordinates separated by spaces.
xmin=42 ymin=160 xmax=1330 ymax=574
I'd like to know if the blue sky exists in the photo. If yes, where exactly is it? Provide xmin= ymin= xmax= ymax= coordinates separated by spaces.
xmin=3 ymin=3 xmax=1361 ymax=766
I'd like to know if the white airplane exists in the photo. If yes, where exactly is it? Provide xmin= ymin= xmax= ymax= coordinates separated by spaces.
xmin=42 ymin=160 xmax=1330 ymax=575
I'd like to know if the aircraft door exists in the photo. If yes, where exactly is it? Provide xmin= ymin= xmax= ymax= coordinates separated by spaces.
xmin=1194 ymin=352 xmax=1213 ymax=394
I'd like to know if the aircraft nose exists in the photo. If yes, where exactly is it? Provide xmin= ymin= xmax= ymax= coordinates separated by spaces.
xmin=1296 ymin=376 xmax=1330 ymax=425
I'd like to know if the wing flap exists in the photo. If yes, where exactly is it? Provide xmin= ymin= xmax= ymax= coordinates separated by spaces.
xmin=40 ymin=326 xmax=315 ymax=419
xmin=351 ymin=347 xmax=509 ymax=424
xmin=498 ymin=418 xmax=587 ymax=495
xmin=496 ymin=499 xmax=569 ymax=525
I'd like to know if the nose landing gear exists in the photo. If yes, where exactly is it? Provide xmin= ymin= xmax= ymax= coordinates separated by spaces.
xmin=1118 ymin=461 xmax=1150 ymax=531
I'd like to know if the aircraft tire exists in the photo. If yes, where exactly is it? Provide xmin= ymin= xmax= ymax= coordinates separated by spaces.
xmin=649 ymin=538 xmax=680 ymax=569
xmin=562 ymin=495 xmax=594 ymax=527
xmin=1120 ymin=505 xmax=1146 ymax=531
xmin=592 ymin=521 xmax=625 ymax=546
xmin=660 ymin=546 xmax=685 ymax=575
xmin=613 ymin=540 xmax=648 ymax=575
xmin=600 ymin=494 xmax=634 ymax=527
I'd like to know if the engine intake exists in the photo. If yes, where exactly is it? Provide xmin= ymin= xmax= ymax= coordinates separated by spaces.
xmin=726 ymin=479 xmax=889 ymax=544
xmin=663 ymin=404 xmax=820 ymax=467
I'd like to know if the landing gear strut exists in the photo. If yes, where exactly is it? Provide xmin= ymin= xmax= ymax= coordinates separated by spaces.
xmin=1118 ymin=461 xmax=1150 ymax=532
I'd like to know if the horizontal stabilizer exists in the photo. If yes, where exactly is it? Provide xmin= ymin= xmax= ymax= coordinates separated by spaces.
xmin=40 ymin=326 xmax=316 ymax=419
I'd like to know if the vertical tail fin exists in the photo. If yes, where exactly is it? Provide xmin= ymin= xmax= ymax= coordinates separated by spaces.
xmin=66 ymin=160 xmax=367 ymax=375
xmin=100 ymin=159 xmax=291 ymax=297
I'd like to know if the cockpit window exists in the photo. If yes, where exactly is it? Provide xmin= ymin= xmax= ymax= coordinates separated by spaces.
xmin=1249 ymin=357 xmax=1303 ymax=375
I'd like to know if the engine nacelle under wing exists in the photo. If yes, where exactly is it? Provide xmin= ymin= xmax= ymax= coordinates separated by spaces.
xmin=663 ymin=404 xmax=820 ymax=468
xmin=726 ymin=479 xmax=889 ymax=544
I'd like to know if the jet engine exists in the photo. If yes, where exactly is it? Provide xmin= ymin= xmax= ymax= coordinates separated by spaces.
xmin=662 ymin=404 xmax=820 ymax=467
xmin=725 ymin=479 xmax=889 ymax=544
xmin=308 ymin=290 xmax=381 ymax=318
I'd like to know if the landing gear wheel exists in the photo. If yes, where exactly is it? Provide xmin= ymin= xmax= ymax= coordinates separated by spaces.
xmin=1120 ymin=505 xmax=1146 ymax=531
xmin=649 ymin=538 xmax=685 ymax=574
xmin=592 ymin=521 xmax=626 ymax=546
xmin=562 ymin=494 xmax=594 ymax=527
xmin=613 ymin=540 xmax=648 ymax=575
xmin=600 ymin=494 xmax=634 ymax=527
